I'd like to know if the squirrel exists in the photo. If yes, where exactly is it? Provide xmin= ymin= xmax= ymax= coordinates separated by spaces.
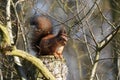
xmin=39 ymin=27 xmax=68 ymax=59
xmin=30 ymin=15 xmax=52 ymax=53
xmin=30 ymin=15 xmax=68 ymax=58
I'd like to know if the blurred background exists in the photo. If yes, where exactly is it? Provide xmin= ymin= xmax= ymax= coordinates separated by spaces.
xmin=0 ymin=0 xmax=120 ymax=80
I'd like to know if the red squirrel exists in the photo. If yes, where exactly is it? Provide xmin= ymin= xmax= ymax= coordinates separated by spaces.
xmin=30 ymin=15 xmax=68 ymax=58
xmin=39 ymin=27 xmax=68 ymax=58
xmin=30 ymin=15 xmax=52 ymax=53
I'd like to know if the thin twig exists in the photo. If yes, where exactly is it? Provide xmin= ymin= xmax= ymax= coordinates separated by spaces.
xmin=82 ymin=27 xmax=94 ymax=64
xmin=75 ymin=34 xmax=96 ymax=50
xmin=56 ymin=0 xmax=68 ymax=15
xmin=54 ymin=0 xmax=101 ymax=27
xmin=89 ymin=20 xmax=120 ymax=80
xmin=11 ymin=0 xmax=28 ymax=51
xmin=82 ymin=27 xmax=99 ymax=80
xmin=86 ymin=21 xmax=98 ymax=47
xmin=75 ymin=0 xmax=100 ymax=79
xmin=95 ymin=1 xmax=116 ymax=29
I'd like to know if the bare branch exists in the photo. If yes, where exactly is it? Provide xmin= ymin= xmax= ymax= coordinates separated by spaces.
xmin=11 ymin=0 xmax=28 ymax=51
xmin=6 ymin=1 xmax=27 ymax=79
xmin=86 ymin=21 xmax=98 ymax=46
xmin=54 ymin=0 xmax=101 ymax=26
xmin=6 ymin=0 xmax=14 ymax=44
xmin=99 ymin=25 xmax=120 ymax=50
xmin=82 ymin=27 xmax=100 ymax=80
xmin=88 ymin=23 xmax=120 ymax=80
xmin=95 ymin=1 xmax=116 ymax=29
xmin=90 ymin=51 xmax=100 ymax=80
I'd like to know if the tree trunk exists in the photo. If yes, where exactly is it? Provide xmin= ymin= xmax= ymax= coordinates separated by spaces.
xmin=36 ymin=56 xmax=68 ymax=80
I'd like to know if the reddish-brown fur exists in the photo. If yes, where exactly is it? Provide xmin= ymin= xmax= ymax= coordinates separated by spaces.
xmin=30 ymin=15 xmax=68 ymax=58
xmin=31 ymin=16 xmax=52 ymax=53
xmin=39 ymin=27 xmax=68 ymax=58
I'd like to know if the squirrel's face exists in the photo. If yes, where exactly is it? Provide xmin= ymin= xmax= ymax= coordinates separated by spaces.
xmin=57 ymin=35 xmax=68 ymax=46
xmin=57 ymin=27 xmax=68 ymax=46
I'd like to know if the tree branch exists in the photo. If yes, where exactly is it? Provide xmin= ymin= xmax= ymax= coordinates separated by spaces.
xmin=0 ymin=24 xmax=56 ymax=80
xmin=90 ymin=51 xmax=100 ymax=80
xmin=7 ymin=48 xmax=56 ymax=80
xmin=99 ymin=25 xmax=120 ymax=50
xmin=6 ymin=0 xmax=28 ymax=79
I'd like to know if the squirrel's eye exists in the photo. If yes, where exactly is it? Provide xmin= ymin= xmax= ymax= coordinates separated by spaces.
xmin=58 ymin=38 xmax=62 ymax=41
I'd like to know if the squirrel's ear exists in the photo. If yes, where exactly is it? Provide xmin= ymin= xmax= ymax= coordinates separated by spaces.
xmin=58 ymin=26 xmax=67 ymax=35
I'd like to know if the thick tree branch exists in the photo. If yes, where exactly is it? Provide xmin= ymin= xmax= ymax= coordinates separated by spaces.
xmin=0 ymin=24 xmax=56 ymax=80
xmin=0 ymin=24 xmax=11 ymax=47
xmin=7 ymin=48 xmax=56 ymax=80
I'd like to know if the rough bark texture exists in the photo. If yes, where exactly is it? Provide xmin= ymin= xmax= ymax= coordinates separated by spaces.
xmin=36 ymin=56 xmax=68 ymax=80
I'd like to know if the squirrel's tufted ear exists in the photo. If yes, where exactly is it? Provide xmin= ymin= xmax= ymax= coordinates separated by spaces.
xmin=57 ymin=26 xmax=67 ymax=36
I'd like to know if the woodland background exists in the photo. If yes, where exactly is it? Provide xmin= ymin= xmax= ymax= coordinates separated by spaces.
xmin=0 ymin=0 xmax=120 ymax=80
